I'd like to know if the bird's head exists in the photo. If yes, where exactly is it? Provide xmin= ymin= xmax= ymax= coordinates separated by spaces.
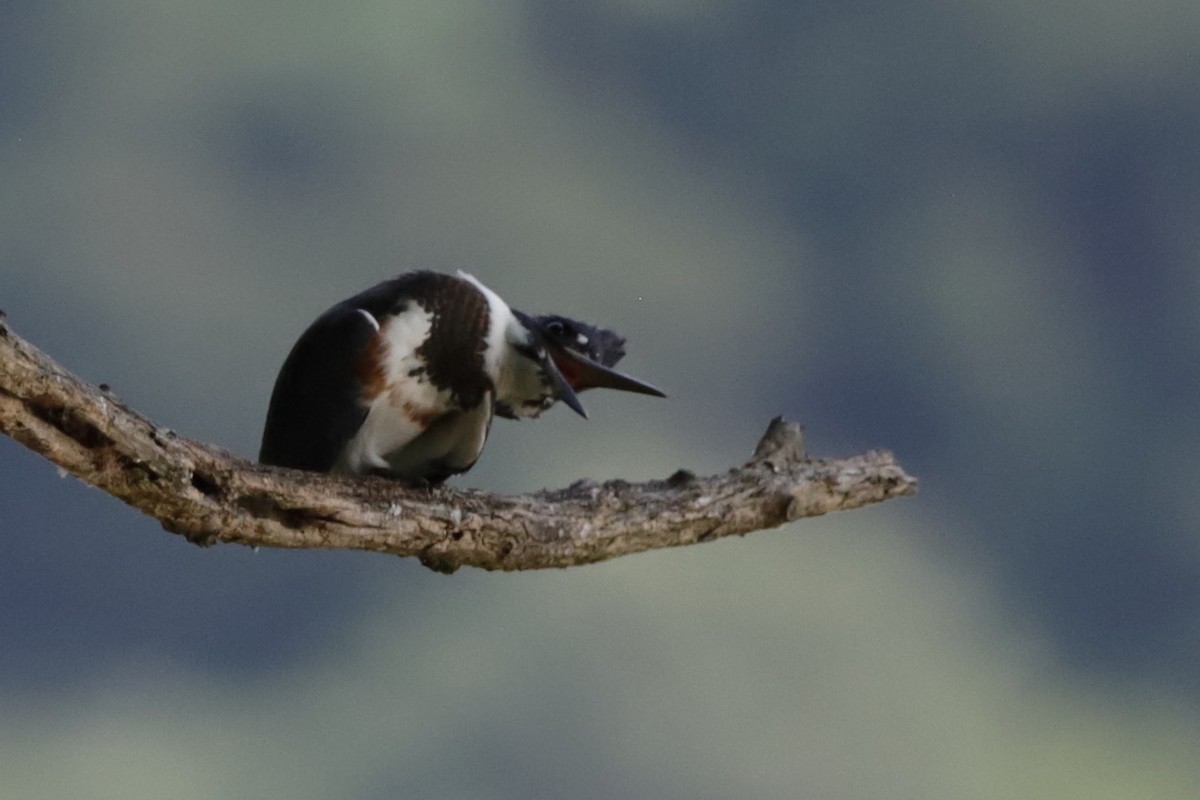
xmin=494 ymin=310 xmax=665 ymax=420
xmin=535 ymin=314 xmax=627 ymax=369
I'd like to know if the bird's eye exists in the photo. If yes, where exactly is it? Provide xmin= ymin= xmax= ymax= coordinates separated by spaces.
xmin=546 ymin=320 xmax=566 ymax=336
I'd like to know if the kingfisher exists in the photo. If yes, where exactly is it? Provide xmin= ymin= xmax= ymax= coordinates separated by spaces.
xmin=259 ymin=270 xmax=664 ymax=485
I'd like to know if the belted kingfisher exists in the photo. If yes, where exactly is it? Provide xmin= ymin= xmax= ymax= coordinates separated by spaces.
xmin=259 ymin=270 xmax=664 ymax=485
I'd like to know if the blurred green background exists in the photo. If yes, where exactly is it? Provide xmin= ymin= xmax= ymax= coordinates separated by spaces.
xmin=3 ymin=2 xmax=1200 ymax=798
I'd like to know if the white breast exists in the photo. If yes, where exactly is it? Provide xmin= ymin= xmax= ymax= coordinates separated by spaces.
xmin=337 ymin=303 xmax=456 ymax=473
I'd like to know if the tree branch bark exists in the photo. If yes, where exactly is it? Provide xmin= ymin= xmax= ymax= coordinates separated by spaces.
xmin=0 ymin=314 xmax=917 ymax=572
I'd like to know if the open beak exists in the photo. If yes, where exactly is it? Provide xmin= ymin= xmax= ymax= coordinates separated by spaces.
xmin=543 ymin=353 xmax=590 ymax=419
xmin=547 ymin=344 xmax=667 ymax=419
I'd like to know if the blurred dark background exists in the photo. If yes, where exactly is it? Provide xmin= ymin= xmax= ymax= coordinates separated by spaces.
xmin=3 ymin=2 xmax=1199 ymax=797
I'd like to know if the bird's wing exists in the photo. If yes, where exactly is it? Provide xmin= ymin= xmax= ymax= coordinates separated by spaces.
xmin=258 ymin=303 xmax=379 ymax=473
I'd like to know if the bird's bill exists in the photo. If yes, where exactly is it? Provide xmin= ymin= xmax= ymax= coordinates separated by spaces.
xmin=548 ymin=345 xmax=668 ymax=400
xmin=543 ymin=354 xmax=590 ymax=419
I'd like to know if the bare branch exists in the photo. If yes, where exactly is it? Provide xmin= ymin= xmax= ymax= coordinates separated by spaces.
xmin=0 ymin=315 xmax=917 ymax=572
